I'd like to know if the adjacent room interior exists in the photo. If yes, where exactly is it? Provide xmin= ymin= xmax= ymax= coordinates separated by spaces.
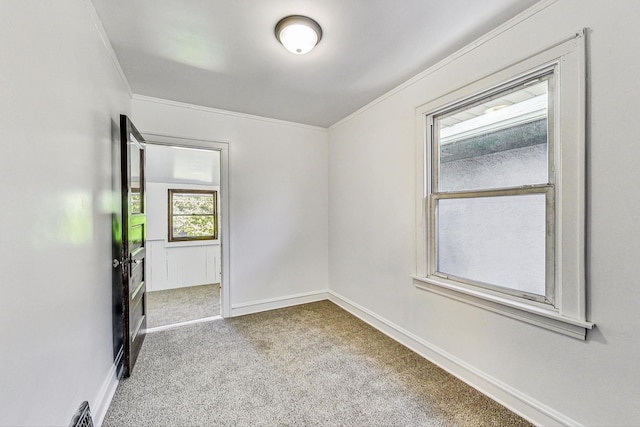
xmin=144 ymin=144 xmax=222 ymax=329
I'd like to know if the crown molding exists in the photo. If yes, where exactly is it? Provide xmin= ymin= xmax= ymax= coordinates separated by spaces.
xmin=132 ymin=94 xmax=329 ymax=133
xmin=82 ymin=0 xmax=132 ymax=96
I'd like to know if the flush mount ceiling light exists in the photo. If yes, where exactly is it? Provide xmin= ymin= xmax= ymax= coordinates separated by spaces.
xmin=275 ymin=15 xmax=322 ymax=55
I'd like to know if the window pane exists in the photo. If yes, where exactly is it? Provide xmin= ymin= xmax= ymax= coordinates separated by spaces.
xmin=172 ymin=215 xmax=215 ymax=238
xmin=172 ymin=193 xmax=214 ymax=215
xmin=437 ymin=80 xmax=549 ymax=192
xmin=130 ymin=142 xmax=142 ymax=214
xmin=436 ymin=194 xmax=546 ymax=296
xmin=130 ymin=189 xmax=141 ymax=214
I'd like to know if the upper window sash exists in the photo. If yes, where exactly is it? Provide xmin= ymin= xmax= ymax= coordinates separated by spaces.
xmin=429 ymin=69 xmax=555 ymax=195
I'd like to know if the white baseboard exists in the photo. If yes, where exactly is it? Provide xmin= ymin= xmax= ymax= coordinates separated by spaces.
xmin=327 ymin=290 xmax=581 ymax=427
xmin=145 ymin=315 xmax=223 ymax=333
xmin=231 ymin=290 xmax=329 ymax=317
xmin=92 ymin=359 xmax=120 ymax=427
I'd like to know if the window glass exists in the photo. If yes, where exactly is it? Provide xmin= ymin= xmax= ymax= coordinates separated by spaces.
xmin=169 ymin=190 xmax=217 ymax=241
xmin=130 ymin=140 xmax=143 ymax=214
xmin=130 ymin=189 xmax=141 ymax=214
xmin=171 ymin=215 xmax=215 ymax=239
xmin=436 ymin=194 xmax=546 ymax=296
xmin=436 ymin=80 xmax=549 ymax=192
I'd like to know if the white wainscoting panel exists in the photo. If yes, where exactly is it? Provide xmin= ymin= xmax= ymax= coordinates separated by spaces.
xmin=146 ymin=239 xmax=220 ymax=291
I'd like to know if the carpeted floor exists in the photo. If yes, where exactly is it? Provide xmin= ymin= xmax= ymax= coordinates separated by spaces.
xmin=104 ymin=301 xmax=531 ymax=426
xmin=146 ymin=283 xmax=220 ymax=328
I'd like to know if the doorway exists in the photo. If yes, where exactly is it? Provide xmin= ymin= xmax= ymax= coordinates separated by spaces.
xmin=141 ymin=134 xmax=231 ymax=330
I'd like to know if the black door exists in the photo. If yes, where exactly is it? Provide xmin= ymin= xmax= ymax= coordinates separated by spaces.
xmin=114 ymin=115 xmax=147 ymax=378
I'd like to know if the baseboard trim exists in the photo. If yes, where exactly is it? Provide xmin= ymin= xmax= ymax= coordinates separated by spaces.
xmin=145 ymin=315 xmax=223 ymax=333
xmin=327 ymin=290 xmax=581 ymax=427
xmin=92 ymin=358 xmax=120 ymax=427
xmin=231 ymin=290 xmax=330 ymax=317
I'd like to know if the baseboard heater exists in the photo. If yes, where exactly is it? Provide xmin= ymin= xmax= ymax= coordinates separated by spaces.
xmin=69 ymin=401 xmax=94 ymax=427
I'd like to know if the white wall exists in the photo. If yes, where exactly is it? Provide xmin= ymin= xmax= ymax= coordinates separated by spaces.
xmin=132 ymin=97 xmax=329 ymax=308
xmin=0 ymin=1 xmax=131 ymax=425
xmin=145 ymin=144 xmax=220 ymax=186
xmin=328 ymin=1 xmax=640 ymax=425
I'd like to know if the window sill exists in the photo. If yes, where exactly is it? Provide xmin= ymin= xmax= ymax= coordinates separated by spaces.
xmin=164 ymin=239 xmax=220 ymax=248
xmin=412 ymin=275 xmax=594 ymax=340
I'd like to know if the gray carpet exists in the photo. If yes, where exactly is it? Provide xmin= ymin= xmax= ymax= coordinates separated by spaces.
xmin=104 ymin=301 xmax=531 ymax=426
xmin=146 ymin=284 xmax=220 ymax=328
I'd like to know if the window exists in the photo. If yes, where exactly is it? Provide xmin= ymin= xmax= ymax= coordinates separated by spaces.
xmin=431 ymin=71 xmax=554 ymax=303
xmin=168 ymin=189 xmax=218 ymax=242
xmin=414 ymin=31 xmax=593 ymax=339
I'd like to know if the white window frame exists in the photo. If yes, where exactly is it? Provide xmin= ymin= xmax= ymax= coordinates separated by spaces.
xmin=413 ymin=30 xmax=594 ymax=340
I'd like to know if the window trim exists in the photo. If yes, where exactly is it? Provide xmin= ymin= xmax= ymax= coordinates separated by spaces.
xmin=413 ymin=30 xmax=594 ymax=339
xmin=168 ymin=189 xmax=218 ymax=242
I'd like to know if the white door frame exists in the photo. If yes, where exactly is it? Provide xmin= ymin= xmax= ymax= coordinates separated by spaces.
xmin=141 ymin=132 xmax=231 ymax=318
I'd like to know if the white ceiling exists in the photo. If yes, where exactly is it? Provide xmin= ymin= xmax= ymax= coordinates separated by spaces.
xmin=91 ymin=0 xmax=540 ymax=128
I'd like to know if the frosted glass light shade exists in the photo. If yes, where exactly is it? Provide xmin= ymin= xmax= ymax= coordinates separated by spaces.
xmin=275 ymin=15 xmax=322 ymax=55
